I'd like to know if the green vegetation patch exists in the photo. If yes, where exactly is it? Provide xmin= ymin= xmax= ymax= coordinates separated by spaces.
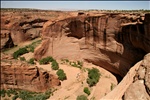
xmin=83 ymin=87 xmax=91 ymax=96
xmin=39 ymin=56 xmax=54 ymax=65
xmin=56 ymin=69 xmax=67 ymax=81
xmin=61 ymin=59 xmax=83 ymax=69
xmin=13 ymin=47 xmax=29 ymax=59
xmin=0 ymin=89 xmax=55 ymax=100
xmin=51 ymin=60 xmax=59 ymax=70
xmin=76 ymin=95 xmax=88 ymax=100
xmin=110 ymin=83 xmax=116 ymax=91
xmin=19 ymin=57 xmax=26 ymax=61
xmin=28 ymin=58 xmax=35 ymax=65
xmin=87 ymin=68 xmax=101 ymax=87
xmin=25 ymin=39 xmax=42 ymax=53
xmin=12 ymin=39 xmax=41 ymax=59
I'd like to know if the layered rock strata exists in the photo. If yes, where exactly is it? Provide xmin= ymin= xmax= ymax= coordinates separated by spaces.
xmin=1 ymin=54 xmax=60 ymax=92
xmin=34 ymin=13 xmax=150 ymax=77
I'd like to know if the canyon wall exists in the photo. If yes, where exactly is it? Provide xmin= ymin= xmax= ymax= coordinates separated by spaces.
xmin=1 ymin=12 xmax=47 ymax=48
xmin=34 ymin=13 xmax=150 ymax=76
xmin=101 ymin=53 xmax=150 ymax=100
xmin=0 ymin=10 xmax=74 ymax=49
xmin=1 ymin=54 xmax=60 ymax=92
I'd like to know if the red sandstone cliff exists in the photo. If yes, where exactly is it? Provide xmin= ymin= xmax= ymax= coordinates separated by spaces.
xmin=34 ymin=13 xmax=150 ymax=77
xmin=1 ymin=53 xmax=60 ymax=92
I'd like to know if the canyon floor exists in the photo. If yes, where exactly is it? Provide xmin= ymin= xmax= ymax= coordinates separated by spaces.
xmin=1 ymin=38 xmax=118 ymax=100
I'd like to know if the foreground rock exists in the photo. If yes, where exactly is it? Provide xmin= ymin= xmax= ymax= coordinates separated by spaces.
xmin=101 ymin=53 xmax=150 ymax=100
xmin=124 ymin=53 xmax=150 ymax=100
xmin=34 ymin=13 xmax=150 ymax=77
xmin=1 ymin=54 xmax=60 ymax=92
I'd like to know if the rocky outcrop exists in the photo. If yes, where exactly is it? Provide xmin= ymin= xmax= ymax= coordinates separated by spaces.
xmin=34 ymin=13 xmax=150 ymax=77
xmin=1 ymin=54 xmax=60 ymax=92
xmin=124 ymin=53 xmax=150 ymax=100
xmin=0 ymin=10 xmax=75 ymax=49
xmin=100 ymin=60 xmax=142 ymax=100
xmin=100 ymin=53 xmax=150 ymax=100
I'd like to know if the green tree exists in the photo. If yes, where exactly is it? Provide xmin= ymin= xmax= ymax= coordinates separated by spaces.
xmin=84 ymin=87 xmax=91 ymax=95
xmin=51 ymin=60 xmax=59 ymax=70
xmin=56 ymin=69 xmax=67 ymax=81
xmin=87 ymin=68 xmax=101 ymax=87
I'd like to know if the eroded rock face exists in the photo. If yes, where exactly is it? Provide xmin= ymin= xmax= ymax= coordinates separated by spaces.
xmin=1 ymin=54 xmax=60 ymax=92
xmin=0 ymin=10 xmax=75 ymax=49
xmin=100 ymin=53 xmax=150 ymax=100
xmin=124 ymin=80 xmax=149 ymax=100
xmin=34 ymin=13 xmax=150 ymax=76
xmin=124 ymin=53 xmax=150 ymax=99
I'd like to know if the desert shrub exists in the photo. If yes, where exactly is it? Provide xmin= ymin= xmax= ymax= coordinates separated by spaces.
xmin=1 ymin=89 xmax=52 ymax=100
xmin=6 ymin=91 xmax=11 ymax=97
xmin=8 ymin=89 xmax=18 ymax=95
xmin=51 ymin=60 xmax=59 ymax=70
xmin=18 ymin=90 xmax=32 ymax=100
xmin=25 ymin=39 xmax=42 ymax=53
xmin=13 ymin=47 xmax=29 ymax=59
xmin=32 ymin=94 xmax=48 ymax=100
xmin=70 ymin=61 xmax=83 ymax=69
xmin=56 ymin=69 xmax=67 ymax=81
xmin=28 ymin=58 xmax=35 ymax=64
xmin=19 ymin=57 xmax=26 ymax=61
xmin=39 ymin=56 xmax=54 ymax=65
xmin=77 ymin=61 xmax=83 ymax=67
xmin=76 ymin=95 xmax=88 ymax=100
xmin=0 ymin=89 xmax=6 ymax=97
xmin=84 ymin=87 xmax=91 ymax=95
xmin=27 ymin=45 xmax=34 ymax=52
xmin=87 ymin=68 xmax=101 ymax=87
xmin=110 ymin=83 xmax=116 ymax=91
xmin=12 ymin=95 xmax=19 ymax=100
xmin=61 ymin=59 xmax=83 ymax=69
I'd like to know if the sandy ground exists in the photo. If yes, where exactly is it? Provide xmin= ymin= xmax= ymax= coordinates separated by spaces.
xmin=36 ymin=60 xmax=118 ymax=100
xmin=2 ymin=38 xmax=118 ymax=100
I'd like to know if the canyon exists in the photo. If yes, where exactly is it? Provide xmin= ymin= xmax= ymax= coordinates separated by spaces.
xmin=1 ymin=9 xmax=150 ymax=99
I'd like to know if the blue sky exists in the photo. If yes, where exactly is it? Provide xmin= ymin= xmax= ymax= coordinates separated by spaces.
xmin=1 ymin=1 xmax=150 ymax=10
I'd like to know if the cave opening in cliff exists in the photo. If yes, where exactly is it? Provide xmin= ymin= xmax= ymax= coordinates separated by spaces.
xmin=4 ymin=33 xmax=15 ymax=49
